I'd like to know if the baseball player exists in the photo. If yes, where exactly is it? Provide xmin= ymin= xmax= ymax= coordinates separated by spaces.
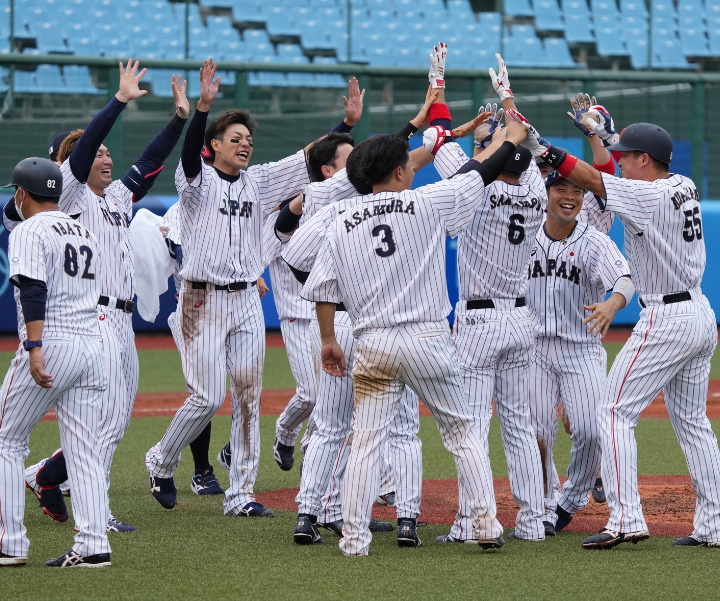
xmin=527 ymin=168 xmax=634 ymax=533
xmin=282 ymin=81 xmax=450 ymax=544
xmin=0 ymin=158 xmax=110 ymax=568
xmin=427 ymin=55 xmax=548 ymax=542
xmin=17 ymin=62 xmax=189 ymax=532
xmin=509 ymin=110 xmax=720 ymax=549
xmin=301 ymin=118 xmax=531 ymax=555
xmin=145 ymin=58 xmax=322 ymax=517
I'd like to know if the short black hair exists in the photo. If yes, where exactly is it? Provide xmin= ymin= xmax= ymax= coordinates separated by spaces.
xmin=346 ymin=134 xmax=409 ymax=193
xmin=307 ymin=133 xmax=355 ymax=182
xmin=205 ymin=109 xmax=257 ymax=160
xmin=627 ymin=150 xmax=669 ymax=172
xmin=25 ymin=190 xmax=59 ymax=204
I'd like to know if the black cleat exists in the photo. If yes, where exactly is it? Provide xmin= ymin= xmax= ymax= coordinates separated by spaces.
xmin=294 ymin=515 xmax=324 ymax=545
xmin=273 ymin=438 xmax=295 ymax=471
xmin=397 ymin=519 xmax=422 ymax=548
xmin=582 ymin=528 xmax=649 ymax=549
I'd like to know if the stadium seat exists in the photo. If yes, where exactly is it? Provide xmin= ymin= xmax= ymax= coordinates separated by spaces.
xmin=596 ymin=25 xmax=630 ymax=55
xmin=505 ymin=0 xmax=535 ymax=17
xmin=680 ymin=26 xmax=712 ymax=56
xmin=504 ymin=25 xmax=547 ymax=66
xmin=709 ymin=23 xmax=720 ymax=53
xmin=591 ymin=0 xmax=620 ymax=17
xmin=534 ymin=0 xmax=565 ymax=32
xmin=264 ymin=7 xmax=301 ymax=38
xmin=564 ymin=14 xmax=595 ymax=42
xmin=63 ymin=64 xmax=102 ymax=94
xmin=249 ymin=71 xmax=289 ymax=87
xmin=627 ymin=37 xmax=649 ymax=68
xmin=652 ymin=36 xmax=695 ymax=68
xmin=651 ymin=0 xmax=679 ymax=20
xmin=677 ymin=0 xmax=706 ymax=19
xmin=544 ymin=37 xmax=581 ymax=66
xmin=619 ymin=0 xmax=648 ymax=17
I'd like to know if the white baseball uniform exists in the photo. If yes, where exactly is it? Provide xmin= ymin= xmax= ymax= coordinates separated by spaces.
xmin=0 ymin=211 xmax=109 ymax=559
xmin=283 ymin=180 xmax=422 ymax=526
xmin=262 ymin=211 xmax=316 ymax=448
xmin=146 ymin=151 xmax=309 ymax=514
xmin=301 ymin=172 xmax=503 ymax=556
xmin=434 ymin=142 xmax=548 ymax=540
xmin=595 ymin=172 xmax=719 ymax=540
xmin=526 ymin=220 xmax=631 ymax=522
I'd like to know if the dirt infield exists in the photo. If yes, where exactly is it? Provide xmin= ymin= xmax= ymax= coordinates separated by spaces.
xmin=257 ymin=475 xmax=695 ymax=537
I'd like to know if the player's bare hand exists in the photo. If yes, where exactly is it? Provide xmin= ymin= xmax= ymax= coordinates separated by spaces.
xmin=582 ymin=301 xmax=617 ymax=338
xmin=29 ymin=348 xmax=53 ymax=388
xmin=451 ymin=111 xmax=493 ymax=139
xmin=198 ymin=59 xmax=221 ymax=111
xmin=257 ymin=276 xmax=269 ymax=299
xmin=116 ymin=59 xmax=148 ymax=104
xmin=410 ymin=86 xmax=440 ymax=128
xmin=561 ymin=405 xmax=572 ymax=435
xmin=172 ymin=74 xmax=190 ymax=119
xmin=343 ymin=77 xmax=365 ymax=126
xmin=321 ymin=342 xmax=347 ymax=377
xmin=159 ymin=225 xmax=170 ymax=238
xmin=505 ymin=120 xmax=529 ymax=145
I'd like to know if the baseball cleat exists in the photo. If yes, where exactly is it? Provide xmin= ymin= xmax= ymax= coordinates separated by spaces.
xmin=190 ymin=467 xmax=224 ymax=495
xmin=673 ymin=536 xmax=720 ymax=548
xmin=45 ymin=549 xmax=111 ymax=568
xmin=217 ymin=443 xmax=231 ymax=472
xmin=397 ymin=519 xmax=422 ymax=548
xmin=294 ymin=515 xmax=324 ymax=545
xmin=238 ymin=501 xmax=274 ymax=517
xmin=476 ymin=536 xmax=505 ymax=550
xmin=318 ymin=520 xmax=344 ymax=537
xmin=107 ymin=517 xmax=137 ymax=533
xmin=435 ymin=533 xmax=464 ymax=543
xmin=582 ymin=528 xmax=649 ymax=549
xmin=0 ymin=553 xmax=28 ymax=567
xmin=554 ymin=507 xmax=573 ymax=532
xmin=149 ymin=476 xmax=177 ymax=509
xmin=376 ymin=491 xmax=396 ymax=506
xmin=273 ymin=438 xmax=294 ymax=471
xmin=26 ymin=483 xmax=69 ymax=522
xmin=543 ymin=521 xmax=556 ymax=536
xmin=592 ymin=477 xmax=606 ymax=503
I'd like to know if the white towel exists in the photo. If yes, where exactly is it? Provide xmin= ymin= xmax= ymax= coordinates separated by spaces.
xmin=130 ymin=208 xmax=174 ymax=322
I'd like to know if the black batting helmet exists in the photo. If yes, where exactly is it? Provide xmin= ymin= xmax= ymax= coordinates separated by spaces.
xmin=607 ymin=122 xmax=673 ymax=165
xmin=4 ymin=157 xmax=63 ymax=198
xmin=503 ymin=145 xmax=532 ymax=173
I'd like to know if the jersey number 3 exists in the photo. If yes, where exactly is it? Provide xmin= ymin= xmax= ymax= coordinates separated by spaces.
xmin=63 ymin=243 xmax=95 ymax=280
xmin=372 ymin=224 xmax=397 ymax=257
xmin=682 ymin=207 xmax=702 ymax=243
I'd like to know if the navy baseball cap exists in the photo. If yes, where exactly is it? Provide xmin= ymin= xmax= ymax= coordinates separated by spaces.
xmin=545 ymin=169 xmax=564 ymax=187
xmin=49 ymin=131 xmax=72 ymax=161
xmin=4 ymin=157 xmax=63 ymax=198
xmin=503 ymin=146 xmax=532 ymax=173
xmin=607 ymin=123 xmax=673 ymax=165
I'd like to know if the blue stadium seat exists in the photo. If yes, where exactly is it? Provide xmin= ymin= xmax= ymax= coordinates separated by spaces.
xmin=652 ymin=36 xmax=695 ymax=68
xmin=561 ymin=0 xmax=590 ymax=15
xmin=590 ymin=0 xmax=620 ymax=17
xmin=680 ymin=25 xmax=712 ymax=55
xmin=545 ymin=37 xmax=581 ymax=66
xmin=249 ymin=71 xmax=289 ymax=87
xmin=623 ymin=14 xmax=649 ymax=31
xmin=504 ymin=25 xmax=547 ymax=66
xmin=627 ymin=37 xmax=648 ymax=67
xmin=564 ymin=14 xmax=595 ymax=42
xmin=300 ymin=20 xmax=337 ymax=51
xmin=32 ymin=64 xmax=63 ymax=93
xmin=651 ymin=0 xmax=679 ymax=21
xmin=11 ymin=70 xmax=37 ymax=93
xmin=505 ymin=0 xmax=535 ymax=17
xmin=619 ymin=0 xmax=647 ymax=17
xmin=286 ymin=72 xmax=317 ymax=87
xmin=677 ymin=0 xmax=706 ymax=19
xmin=64 ymin=65 xmax=102 ymax=94
xmin=534 ymin=0 xmax=565 ymax=32
xmin=0 ymin=67 xmax=7 ymax=93
xmin=708 ymin=23 xmax=720 ymax=53
xmin=596 ymin=25 xmax=630 ymax=55
xmin=265 ymin=6 xmax=301 ymax=38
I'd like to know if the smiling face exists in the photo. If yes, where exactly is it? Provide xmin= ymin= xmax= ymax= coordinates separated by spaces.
xmin=546 ymin=178 xmax=584 ymax=226
xmin=87 ymin=144 xmax=113 ymax=195
xmin=617 ymin=150 xmax=647 ymax=180
xmin=211 ymin=124 xmax=254 ymax=175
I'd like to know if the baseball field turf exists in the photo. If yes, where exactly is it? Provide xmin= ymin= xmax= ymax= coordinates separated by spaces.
xmin=1 ymin=334 xmax=720 ymax=601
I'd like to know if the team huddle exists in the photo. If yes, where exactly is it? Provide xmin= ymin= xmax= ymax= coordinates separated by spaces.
xmin=0 ymin=44 xmax=718 ymax=566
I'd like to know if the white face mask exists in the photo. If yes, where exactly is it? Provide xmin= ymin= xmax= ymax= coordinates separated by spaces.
xmin=14 ymin=188 xmax=26 ymax=221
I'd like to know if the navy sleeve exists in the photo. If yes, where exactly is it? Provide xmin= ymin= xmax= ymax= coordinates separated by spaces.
xmin=68 ymin=97 xmax=127 ymax=183
xmin=13 ymin=275 xmax=48 ymax=323
xmin=181 ymin=109 xmax=209 ymax=179
xmin=451 ymin=141 xmax=517 ymax=186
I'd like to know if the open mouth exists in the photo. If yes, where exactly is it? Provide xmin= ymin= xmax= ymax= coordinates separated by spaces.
xmin=559 ymin=202 xmax=576 ymax=211
xmin=237 ymin=151 xmax=249 ymax=160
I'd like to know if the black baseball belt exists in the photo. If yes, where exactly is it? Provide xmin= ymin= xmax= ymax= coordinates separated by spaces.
xmin=190 ymin=281 xmax=257 ymax=292
xmin=638 ymin=290 xmax=691 ymax=309
xmin=335 ymin=303 xmax=347 ymax=312
xmin=98 ymin=295 xmax=135 ymax=313
xmin=467 ymin=297 xmax=526 ymax=310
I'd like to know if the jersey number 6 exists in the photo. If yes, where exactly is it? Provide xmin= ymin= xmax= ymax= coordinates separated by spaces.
xmin=508 ymin=213 xmax=526 ymax=245
xmin=63 ymin=243 xmax=96 ymax=280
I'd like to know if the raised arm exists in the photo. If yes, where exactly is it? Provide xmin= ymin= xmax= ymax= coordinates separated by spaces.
xmin=181 ymin=59 xmax=221 ymax=181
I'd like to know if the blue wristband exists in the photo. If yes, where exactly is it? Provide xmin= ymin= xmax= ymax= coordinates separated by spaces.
xmin=330 ymin=120 xmax=353 ymax=134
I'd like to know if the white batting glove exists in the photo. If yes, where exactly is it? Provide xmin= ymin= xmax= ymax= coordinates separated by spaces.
xmin=423 ymin=125 xmax=452 ymax=155
xmin=488 ymin=53 xmax=513 ymax=100
xmin=474 ymin=102 xmax=504 ymax=148
xmin=428 ymin=42 xmax=447 ymax=89
xmin=505 ymin=109 xmax=550 ymax=157
xmin=585 ymin=105 xmax=620 ymax=147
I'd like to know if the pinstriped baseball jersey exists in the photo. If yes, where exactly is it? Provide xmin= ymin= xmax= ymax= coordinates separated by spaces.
xmin=526 ymin=221 xmax=630 ymax=342
xmin=173 ymin=150 xmax=309 ymax=285
xmin=433 ymin=142 xmax=547 ymax=299
xmin=578 ymin=192 xmax=614 ymax=234
xmin=301 ymin=172 xmax=489 ymax=331
xmin=302 ymin=168 xmax=356 ymax=220
xmin=59 ymin=161 xmax=133 ymax=300
xmin=600 ymin=172 xmax=704 ymax=296
xmin=262 ymin=211 xmax=312 ymax=320
xmin=9 ymin=211 xmax=101 ymax=341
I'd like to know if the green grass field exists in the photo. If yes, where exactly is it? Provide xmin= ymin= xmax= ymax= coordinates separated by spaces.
xmin=1 ymin=337 xmax=720 ymax=600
